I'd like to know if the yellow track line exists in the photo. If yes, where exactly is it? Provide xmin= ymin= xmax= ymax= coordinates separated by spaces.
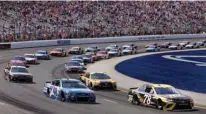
xmin=119 ymin=89 xmax=206 ymax=110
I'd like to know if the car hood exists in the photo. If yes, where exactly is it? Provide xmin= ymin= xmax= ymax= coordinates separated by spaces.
xmin=35 ymin=53 xmax=47 ymax=56
xmin=83 ymin=57 xmax=91 ymax=59
xmin=159 ymin=94 xmax=190 ymax=100
xmin=63 ymin=88 xmax=93 ymax=94
xmin=11 ymin=72 xmax=32 ymax=76
xmin=25 ymin=58 xmax=36 ymax=61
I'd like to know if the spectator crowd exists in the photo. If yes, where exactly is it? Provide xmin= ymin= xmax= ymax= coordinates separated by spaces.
xmin=0 ymin=1 xmax=205 ymax=42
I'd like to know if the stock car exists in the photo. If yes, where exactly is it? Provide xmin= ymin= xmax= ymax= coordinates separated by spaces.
xmin=64 ymin=61 xmax=85 ymax=73
xmin=4 ymin=66 xmax=33 ymax=82
xmin=122 ymin=43 xmax=137 ymax=50
xmin=12 ymin=56 xmax=27 ymax=64
xmin=68 ymin=47 xmax=84 ymax=54
xmin=84 ymin=46 xmax=100 ymax=53
xmin=96 ymin=51 xmax=109 ymax=59
xmin=86 ymin=52 xmax=98 ymax=61
xmin=121 ymin=47 xmax=138 ymax=55
xmin=178 ymin=41 xmax=190 ymax=47
xmin=107 ymin=49 xmax=121 ymax=57
xmin=50 ymin=48 xmax=67 ymax=57
xmin=146 ymin=45 xmax=160 ymax=52
xmin=79 ymin=72 xmax=117 ymax=90
xmin=24 ymin=54 xmax=38 ymax=64
xmin=185 ymin=42 xmax=200 ymax=49
xmin=70 ymin=58 xmax=85 ymax=66
xmin=105 ymin=44 xmax=120 ymax=51
xmin=159 ymin=42 xmax=172 ymax=48
xmin=43 ymin=78 xmax=96 ymax=102
xmin=128 ymin=84 xmax=194 ymax=111
xmin=168 ymin=44 xmax=183 ymax=50
xmin=196 ymin=41 xmax=205 ymax=46
xmin=81 ymin=54 xmax=94 ymax=63
xmin=35 ymin=50 xmax=50 ymax=60
xmin=145 ymin=43 xmax=158 ymax=48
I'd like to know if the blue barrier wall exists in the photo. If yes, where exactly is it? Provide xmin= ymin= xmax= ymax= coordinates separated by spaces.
xmin=115 ymin=50 xmax=206 ymax=93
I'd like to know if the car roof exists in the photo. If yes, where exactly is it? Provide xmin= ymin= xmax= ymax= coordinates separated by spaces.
xmin=11 ymin=66 xmax=27 ymax=68
xmin=72 ymin=47 xmax=80 ymax=48
xmin=150 ymin=84 xmax=173 ymax=88
xmin=10 ymin=60 xmax=24 ymax=63
xmin=25 ymin=54 xmax=35 ymax=56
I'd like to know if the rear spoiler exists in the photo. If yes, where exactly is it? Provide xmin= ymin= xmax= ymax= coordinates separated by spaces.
xmin=129 ymin=87 xmax=138 ymax=90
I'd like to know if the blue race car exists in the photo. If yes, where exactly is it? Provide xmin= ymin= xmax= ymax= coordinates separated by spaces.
xmin=35 ymin=50 xmax=50 ymax=60
xmin=43 ymin=78 xmax=96 ymax=103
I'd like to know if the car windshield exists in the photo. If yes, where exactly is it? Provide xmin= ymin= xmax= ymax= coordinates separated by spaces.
xmin=91 ymin=73 xmax=111 ymax=79
xmin=62 ymin=81 xmax=87 ymax=88
xmin=13 ymin=57 xmax=25 ymax=61
xmin=10 ymin=62 xmax=25 ymax=66
xmin=125 ymin=47 xmax=132 ymax=50
xmin=71 ymin=59 xmax=83 ymax=63
xmin=72 ymin=56 xmax=83 ymax=60
xmin=110 ymin=50 xmax=118 ymax=52
xmin=82 ymin=54 xmax=91 ymax=58
xmin=25 ymin=55 xmax=35 ymax=58
xmin=11 ymin=67 xmax=29 ymax=73
xmin=37 ymin=51 xmax=46 ymax=54
xmin=72 ymin=47 xmax=79 ymax=50
xmin=54 ymin=48 xmax=62 ymax=51
xmin=155 ymin=87 xmax=181 ymax=95
xmin=98 ymin=51 xmax=106 ymax=54
xmin=67 ymin=62 xmax=80 ymax=66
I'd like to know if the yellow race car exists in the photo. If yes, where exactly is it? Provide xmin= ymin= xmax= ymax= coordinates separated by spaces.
xmin=80 ymin=72 xmax=117 ymax=90
xmin=128 ymin=84 xmax=194 ymax=111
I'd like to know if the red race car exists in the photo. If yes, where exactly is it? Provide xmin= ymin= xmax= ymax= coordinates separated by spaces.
xmin=50 ymin=48 xmax=67 ymax=57
xmin=96 ymin=51 xmax=109 ymax=59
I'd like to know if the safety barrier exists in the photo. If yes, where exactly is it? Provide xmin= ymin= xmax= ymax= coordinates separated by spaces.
xmin=1 ymin=34 xmax=205 ymax=49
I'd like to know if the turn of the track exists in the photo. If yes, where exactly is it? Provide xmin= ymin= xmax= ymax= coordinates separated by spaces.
xmin=0 ymin=38 xmax=206 ymax=114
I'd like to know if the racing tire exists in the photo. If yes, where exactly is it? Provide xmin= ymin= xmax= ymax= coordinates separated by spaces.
xmin=60 ymin=91 xmax=66 ymax=102
xmin=8 ymin=75 xmax=12 ymax=82
xmin=156 ymin=99 xmax=165 ymax=110
xmin=132 ymin=95 xmax=140 ymax=105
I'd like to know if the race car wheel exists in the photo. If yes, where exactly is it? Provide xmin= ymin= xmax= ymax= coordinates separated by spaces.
xmin=156 ymin=99 xmax=164 ymax=110
xmin=132 ymin=95 xmax=140 ymax=105
xmin=60 ymin=91 xmax=66 ymax=102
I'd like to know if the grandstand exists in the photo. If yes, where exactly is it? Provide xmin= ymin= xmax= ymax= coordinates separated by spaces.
xmin=0 ymin=1 xmax=205 ymax=42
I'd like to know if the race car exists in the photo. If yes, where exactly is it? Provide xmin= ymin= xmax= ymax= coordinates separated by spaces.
xmin=159 ymin=42 xmax=172 ymax=48
xmin=24 ymin=54 xmax=38 ymax=64
xmin=128 ymin=84 xmax=194 ymax=111
xmin=196 ymin=41 xmax=205 ymax=46
xmin=80 ymin=72 xmax=117 ymax=90
xmin=145 ymin=43 xmax=158 ymax=48
xmin=43 ymin=78 xmax=96 ymax=102
xmin=68 ymin=47 xmax=84 ymax=54
xmin=178 ymin=41 xmax=190 ymax=47
xmin=7 ymin=60 xmax=27 ymax=68
xmin=35 ymin=50 xmax=50 ymax=60
xmin=96 ymin=51 xmax=109 ymax=59
xmin=84 ymin=46 xmax=100 ymax=53
xmin=185 ymin=42 xmax=200 ymax=49
xmin=85 ymin=52 xmax=98 ymax=61
xmin=81 ymin=54 xmax=94 ymax=63
xmin=146 ymin=46 xmax=160 ymax=52
xmin=50 ymin=48 xmax=67 ymax=57
xmin=168 ymin=44 xmax=183 ymax=50
xmin=105 ymin=44 xmax=120 ymax=51
xmin=71 ymin=55 xmax=83 ymax=60
xmin=12 ymin=56 xmax=27 ymax=64
xmin=122 ymin=43 xmax=138 ymax=50
xmin=107 ymin=49 xmax=121 ymax=57
xmin=121 ymin=47 xmax=138 ymax=55
xmin=4 ymin=66 xmax=33 ymax=82
xmin=64 ymin=61 xmax=85 ymax=73
xmin=70 ymin=58 xmax=85 ymax=66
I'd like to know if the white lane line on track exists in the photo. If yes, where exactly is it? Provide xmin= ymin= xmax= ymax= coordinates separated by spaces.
xmin=102 ymin=99 xmax=117 ymax=104
xmin=162 ymin=55 xmax=204 ymax=64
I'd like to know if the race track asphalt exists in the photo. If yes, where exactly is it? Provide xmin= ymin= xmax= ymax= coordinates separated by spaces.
xmin=0 ymin=38 xmax=206 ymax=114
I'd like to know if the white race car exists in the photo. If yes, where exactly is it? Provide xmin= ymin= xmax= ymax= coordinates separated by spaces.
xmin=178 ymin=41 xmax=190 ymax=47
xmin=168 ymin=44 xmax=183 ymax=50
xmin=24 ymin=54 xmax=38 ymax=64
xmin=107 ymin=49 xmax=121 ymax=57
xmin=105 ymin=44 xmax=120 ymax=51
xmin=185 ymin=42 xmax=200 ymax=48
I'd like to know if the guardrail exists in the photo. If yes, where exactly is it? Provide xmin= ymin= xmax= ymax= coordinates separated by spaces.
xmin=0 ymin=34 xmax=206 ymax=49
